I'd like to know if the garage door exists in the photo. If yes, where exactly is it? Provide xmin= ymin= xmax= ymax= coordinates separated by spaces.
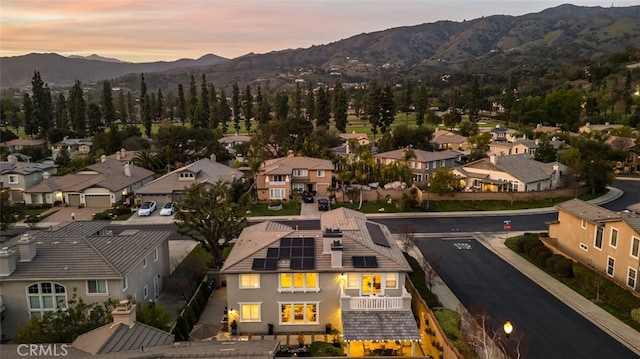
xmin=68 ymin=194 xmax=80 ymax=206
xmin=85 ymin=194 xmax=111 ymax=207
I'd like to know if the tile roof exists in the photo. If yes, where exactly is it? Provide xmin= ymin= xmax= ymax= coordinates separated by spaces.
xmin=0 ymin=161 xmax=57 ymax=175
xmin=341 ymin=310 xmax=422 ymax=341
xmin=463 ymin=154 xmax=561 ymax=184
xmin=218 ymin=134 xmax=252 ymax=144
xmin=555 ymin=199 xmax=621 ymax=223
xmin=0 ymin=138 xmax=47 ymax=147
xmin=135 ymin=158 xmax=244 ymax=194
xmin=73 ymin=321 xmax=174 ymax=354
xmin=261 ymin=156 xmax=334 ymax=175
xmin=221 ymin=208 xmax=410 ymax=274
xmin=432 ymin=129 xmax=468 ymax=144
xmin=374 ymin=149 xmax=461 ymax=163
xmin=25 ymin=159 xmax=153 ymax=193
xmin=4 ymin=222 xmax=170 ymax=280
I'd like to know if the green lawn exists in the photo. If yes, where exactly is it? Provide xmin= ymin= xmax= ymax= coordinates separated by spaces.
xmin=248 ymin=202 xmax=301 ymax=216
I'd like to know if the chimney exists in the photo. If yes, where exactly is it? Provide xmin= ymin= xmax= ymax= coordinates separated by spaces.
xmin=112 ymin=300 xmax=136 ymax=327
xmin=287 ymin=150 xmax=294 ymax=158
xmin=7 ymin=154 xmax=17 ymax=163
xmin=210 ymin=154 xmax=217 ymax=162
xmin=534 ymin=139 xmax=540 ymax=145
xmin=18 ymin=234 xmax=36 ymax=261
xmin=537 ymin=123 xmax=542 ymax=129
xmin=0 ymin=247 xmax=16 ymax=277
xmin=489 ymin=155 xmax=497 ymax=164
xmin=552 ymin=163 xmax=561 ymax=189
xmin=116 ymin=152 xmax=121 ymax=160
xmin=330 ymin=239 xmax=343 ymax=269
xmin=120 ymin=148 xmax=126 ymax=158
xmin=43 ymin=171 xmax=50 ymax=179
xmin=100 ymin=155 xmax=107 ymax=163
xmin=124 ymin=163 xmax=131 ymax=177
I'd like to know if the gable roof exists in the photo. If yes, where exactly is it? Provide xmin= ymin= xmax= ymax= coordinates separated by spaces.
xmin=0 ymin=161 xmax=57 ymax=175
xmin=221 ymin=208 xmax=410 ymax=274
xmin=135 ymin=158 xmax=243 ymax=195
xmin=374 ymin=148 xmax=461 ymax=163
xmin=0 ymin=138 xmax=47 ymax=147
xmin=432 ymin=129 xmax=468 ymax=144
xmin=462 ymin=154 xmax=560 ymax=184
xmin=4 ymin=221 xmax=170 ymax=280
xmin=73 ymin=321 xmax=173 ymax=354
xmin=217 ymin=134 xmax=252 ymax=144
xmin=26 ymin=159 xmax=153 ymax=193
xmin=261 ymin=156 xmax=333 ymax=175
xmin=556 ymin=199 xmax=640 ymax=233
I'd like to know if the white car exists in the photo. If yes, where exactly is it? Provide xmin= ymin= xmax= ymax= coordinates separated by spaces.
xmin=138 ymin=201 xmax=157 ymax=216
xmin=160 ymin=202 xmax=176 ymax=216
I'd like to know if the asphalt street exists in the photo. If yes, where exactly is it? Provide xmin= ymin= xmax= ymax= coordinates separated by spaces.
xmin=417 ymin=235 xmax=637 ymax=359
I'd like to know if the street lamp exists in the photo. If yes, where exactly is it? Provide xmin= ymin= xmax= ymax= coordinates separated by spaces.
xmin=503 ymin=321 xmax=513 ymax=338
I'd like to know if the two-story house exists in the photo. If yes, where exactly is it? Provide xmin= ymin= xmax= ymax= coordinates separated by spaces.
xmin=51 ymin=137 xmax=93 ymax=160
xmin=24 ymin=156 xmax=154 ymax=208
xmin=546 ymin=199 xmax=639 ymax=295
xmin=135 ymin=156 xmax=244 ymax=205
xmin=0 ymin=155 xmax=57 ymax=204
xmin=220 ymin=208 xmax=421 ymax=356
xmin=431 ymin=129 xmax=471 ymax=152
xmin=0 ymin=138 xmax=47 ymax=154
xmin=374 ymin=148 xmax=461 ymax=183
xmin=453 ymin=154 xmax=567 ymax=192
xmin=0 ymin=221 xmax=171 ymax=339
xmin=256 ymin=155 xmax=334 ymax=202
xmin=339 ymin=132 xmax=371 ymax=146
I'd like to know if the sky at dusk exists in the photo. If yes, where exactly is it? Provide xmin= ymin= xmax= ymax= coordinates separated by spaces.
xmin=1 ymin=0 xmax=638 ymax=63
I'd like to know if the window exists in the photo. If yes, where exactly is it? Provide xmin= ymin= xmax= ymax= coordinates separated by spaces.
xmin=594 ymin=225 xmax=604 ymax=249
xmin=27 ymin=282 xmax=67 ymax=317
xmin=606 ymin=257 xmax=615 ymax=277
xmin=425 ymin=162 xmax=430 ymax=170
xmin=610 ymin=228 xmax=618 ymax=248
xmin=292 ymin=183 xmax=304 ymax=191
xmin=431 ymin=161 xmax=436 ymax=169
xmin=627 ymin=268 xmax=637 ymax=289
xmin=579 ymin=242 xmax=588 ymax=251
xmin=143 ymin=285 xmax=149 ymax=299
xmin=293 ymin=169 xmax=307 ymax=177
xmin=385 ymin=273 xmax=398 ymax=288
xmin=279 ymin=302 xmax=318 ymax=324
xmin=271 ymin=175 xmax=284 ymax=182
xmin=32 ymin=173 xmax=39 ymax=181
xmin=179 ymin=172 xmax=195 ymax=179
xmin=346 ymin=273 xmax=359 ymax=289
xmin=239 ymin=303 xmax=261 ymax=321
xmin=8 ymin=175 xmax=18 ymax=184
xmin=441 ymin=160 xmax=446 ymax=166
xmin=239 ymin=274 xmax=260 ymax=288
xmin=142 ymin=257 xmax=147 ymax=268
xmin=581 ymin=219 xmax=587 ymax=229
xmin=317 ymin=170 xmax=325 ymax=177
xmin=362 ymin=274 xmax=383 ymax=295
xmin=631 ymin=237 xmax=640 ymax=259
xmin=154 ymin=248 xmax=158 ymax=261
xmin=269 ymin=188 xmax=285 ymax=200
xmin=87 ymin=280 xmax=108 ymax=294
xmin=279 ymin=273 xmax=318 ymax=292
xmin=122 ymin=276 xmax=128 ymax=292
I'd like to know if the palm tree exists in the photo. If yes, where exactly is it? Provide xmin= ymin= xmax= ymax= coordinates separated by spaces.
xmin=133 ymin=149 xmax=162 ymax=171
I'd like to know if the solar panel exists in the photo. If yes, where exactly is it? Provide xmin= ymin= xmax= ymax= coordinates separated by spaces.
xmin=267 ymin=247 xmax=279 ymax=258
xmin=292 ymin=247 xmax=303 ymax=257
xmin=301 ymin=257 xmax=315 ymax=269
xmin=303 ymin=237 xmax=315 ymax=247
xmin=366 ymin=222 xmax=390 ymax=247
xmin=265 ymin=258 xmax=278 ymax=270
xmin=292 ymin=237 xmax=303 ymax=247
xmin=352 ymin=256 xmax=378 ymax=268
xmin=280 ymin=237 xmax=292 ymax=247
xmin=252 ymin=258 xmax=266 ymax=270
xmin=290 ymin=257 xmax=303 ymax=269
xmin=303 ymin=247 xmax=314 ymax=257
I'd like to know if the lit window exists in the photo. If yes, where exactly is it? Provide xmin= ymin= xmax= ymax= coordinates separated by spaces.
xmin=240 ymin=274 xmax=260 ymax=288
xmin=26 ymin=282 xmax=67 ymax=317
xmin=240 ymin=303 xmax=261 ymax=321
xmin=627 ymin=268 xmax=637 ymax=289
xmin=362 ymin=274 xmax=383 ymax=295
xmin=87 ymin=280 xmax=108 ymax=294
xmin=606 ymin=257 xmax=615 ymax=277
xmin=346 ymin=273 xmax=359 ymax=289
xmin=279 ymin=302 xmax=318 ymax=324
xmin=279 ymin=273 xmax=318 ymax=291
xmin=610 ymin=228 xmax=618 ymax=248
xmin=385 ymin=273 xmax=398 ymax=288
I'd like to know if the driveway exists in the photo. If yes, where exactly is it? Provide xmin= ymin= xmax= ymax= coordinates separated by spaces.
xmin=37 ymin=205 xmax=109 ymax=225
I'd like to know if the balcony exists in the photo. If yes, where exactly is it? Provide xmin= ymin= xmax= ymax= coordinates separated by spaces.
xmin=340 ymin=287 xmax=412 ymax=311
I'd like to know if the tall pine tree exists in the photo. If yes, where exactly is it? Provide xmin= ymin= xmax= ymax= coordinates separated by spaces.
xmin=332 ymin=80 xmax=348 ymax=133
xmin=101 ymin=81 xmax=116 ymax=127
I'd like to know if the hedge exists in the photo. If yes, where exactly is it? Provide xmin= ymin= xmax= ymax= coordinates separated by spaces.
xmin=554 ymin=257 xmax=573 ymax=277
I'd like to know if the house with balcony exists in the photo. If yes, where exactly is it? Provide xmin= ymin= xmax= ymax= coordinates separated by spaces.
xmin=220 ymin=208 xmax=421 ymax=356
xmin=546 ymin=199 xmax=639 ymax=295
xmin=0 ymin=154 xmax=57 ymax=204
xmin=135 ymin=156 xmax=244 ymax=205
xmin=453 ymin=154 xmax=567 ymax=192
xmin=256 ymin=155 xmax=334 ymax=202
xmin=24 ymin=155 xmax=154 ymax=208
xmin=0 ymin=221 xmax=171 ymax=340
xmin=374 ymin=148 xmax=462 ymax=183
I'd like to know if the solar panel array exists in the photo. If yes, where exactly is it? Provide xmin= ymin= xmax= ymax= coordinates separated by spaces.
xmin=366 ymin=222 xmax=390 ymax=247
xmin=352 ymin=256 xmax=378 ymax=268
xmin=252 ymin=237 xmax=315 ymax=271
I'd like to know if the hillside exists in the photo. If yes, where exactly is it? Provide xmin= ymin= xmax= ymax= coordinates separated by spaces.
xmin=1 ymin=4 xmax=639 ymax=91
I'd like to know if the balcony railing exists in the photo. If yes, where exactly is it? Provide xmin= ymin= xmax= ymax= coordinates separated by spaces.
xmin=340 ymin=287 xmax=411 ymax=311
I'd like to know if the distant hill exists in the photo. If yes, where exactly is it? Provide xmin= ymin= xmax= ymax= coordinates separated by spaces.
xmin=0 ymin=53 xmax=229 ymax=88
xmin=1 ymin=4 xmax=639 ymax=91
xmin=67 ymin=54 xmax=128 ymax=63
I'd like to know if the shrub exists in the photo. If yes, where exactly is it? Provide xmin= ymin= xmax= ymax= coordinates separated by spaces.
xmin=113 ymin=205 xmax=132 ymax=215
xmin=632 ymin=308 xmax=640 ymax=324
xmin=517 ymin=236 xmax=542 ymax=254
xmin=546 ymin=254 xmax=565 ymax=271
xmin=554 ymin=258 xmax=574 ymax=278
xmin=184 ymin=306 xmax=197 ymax=326
xmin=529 ymin=245 xmax=548 ymax=259
xmin=173 ymin=316 xmax=190 ymax=341
xmin=536 ymin=249 xmax=553 ymax=266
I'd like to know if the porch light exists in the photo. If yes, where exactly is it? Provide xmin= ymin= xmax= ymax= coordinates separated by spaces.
xmin=503 ymin=321 xmax=513 ymax=338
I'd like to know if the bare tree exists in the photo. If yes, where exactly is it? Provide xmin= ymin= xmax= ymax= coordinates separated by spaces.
xmin=398 ymin=222 xmax=417 ymax=253
xmin=462 ymin=308 xmax=524 ymax=359
xmin=420 ymin=252 xmax=441 ymax=290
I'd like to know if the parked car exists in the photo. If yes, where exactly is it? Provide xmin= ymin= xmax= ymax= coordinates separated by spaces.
xmin=302 ymin=192 xmax=314 ymax=203
xmin=317 ymin=198 xmax=330 ymax=211
xmin=138 ymin=201 xmax=157 ymax=216
xmin=160 ymin=202 xmax=176 ymax=216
